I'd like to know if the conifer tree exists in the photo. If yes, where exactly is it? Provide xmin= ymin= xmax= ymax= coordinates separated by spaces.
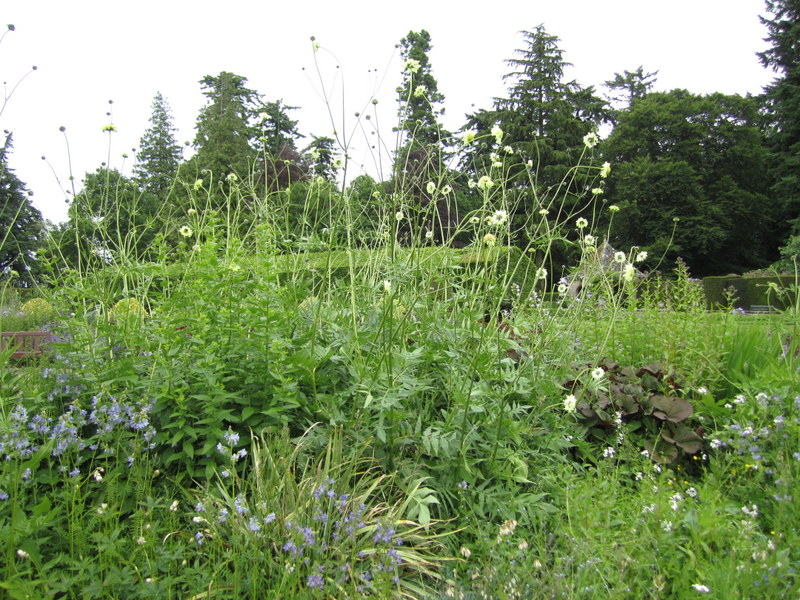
xmin=133 ymin=92 xmax=183 ymax=198
xmin=191 ymin=72 xmax=262 ymax=180
xmin=394 ymin=30 xmax=456 ymax=242
xmin=758 ymin=0 xmax=800 ymax=235
xmin=0 ymin=133 xmax=44 ymax=284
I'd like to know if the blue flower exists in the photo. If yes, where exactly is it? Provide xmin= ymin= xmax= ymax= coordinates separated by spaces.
xmin=307 ymin=574 xmax=324 ymax=589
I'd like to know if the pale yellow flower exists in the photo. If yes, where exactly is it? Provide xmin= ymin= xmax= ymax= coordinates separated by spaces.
xmin=179 ymin=226 xmax=193 ymax=238
xmin=575 ymin=217 xmax=588 ymax=229
xmin=404 ymin=59 xmax=421 ymax=73
xmin=623 ymin=262 xmax=636 ymax=282
xmin=600 ymin=162 xmax=611 ymax=178
xmin=477 ymin=175 xmax=494 ymax=191
xmin=426 ymin=181 xmax=437 ymax=194
xmin=583 ymin=131 xmax=599 ymax=148
xmin=490 ymin=124 xmax=504 ymax=144
xmin=483 ymin=233 xmax=497 ymax=246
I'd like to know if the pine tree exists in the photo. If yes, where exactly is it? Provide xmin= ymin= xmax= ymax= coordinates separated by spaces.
xmin=394 ymin=30 xmax=456 ymax=243
xmin=0 ymin=133 xmax=44 ymax=285
xmin=758 ymin=0 xmax=800 ymax=235
xmin=191 ymin=72 xmax=262 ymax=180
xmin=397 ymin=30 xmax=448 ymax=148
xmin=492 ymin=25 xmax=606 ymax=185
xmin=604 ymin=66 xmax=658 ymax=119
xmin=133 ymin=92 xmax=183 ymax=198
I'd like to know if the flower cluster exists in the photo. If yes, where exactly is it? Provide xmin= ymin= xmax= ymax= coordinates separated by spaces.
xmin=0 ymin=393 xmax=156 ymax=465
xmin=194 ymin=478 xmax=408 ymax=595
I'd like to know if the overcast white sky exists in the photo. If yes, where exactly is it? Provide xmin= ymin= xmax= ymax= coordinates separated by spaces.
xmin=3 ymin=0 xmax=776 ymax=223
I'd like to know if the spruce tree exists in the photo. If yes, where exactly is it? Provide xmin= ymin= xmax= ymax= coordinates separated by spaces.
xmin=758 ymin=0 xmax=800 ymax=235
xmin=133 ymin=92 xmax=183 ymax=198
xmin=394 ymin=30 xmax=456 ymax=243
xmin=397 ymin=30 xmax=448 ymax=149
xmin=0 ymin=133 xmax=44 ymax=285
xmin=191 ymin=72 xmax=262 ymax=180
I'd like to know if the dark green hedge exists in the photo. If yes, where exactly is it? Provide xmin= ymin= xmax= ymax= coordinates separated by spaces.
xmin=702 ymin=275 xmax=797 ymax=310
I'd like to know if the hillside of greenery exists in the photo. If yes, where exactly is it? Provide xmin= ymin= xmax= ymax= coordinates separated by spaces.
xmin=2 ymin=5 xmax=800 ymax=598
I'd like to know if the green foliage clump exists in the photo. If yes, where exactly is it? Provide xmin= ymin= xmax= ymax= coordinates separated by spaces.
xmin=19 ymin=298 xmax=56 ymax=322
xmin=108 ymin=297 xmax=146 ymax=323
xmin=566 ymin=360 xmax=702 ymax=464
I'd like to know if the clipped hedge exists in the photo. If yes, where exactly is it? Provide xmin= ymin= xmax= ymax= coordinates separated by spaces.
xmin=702 ymin=275 xmax=797 ymax=310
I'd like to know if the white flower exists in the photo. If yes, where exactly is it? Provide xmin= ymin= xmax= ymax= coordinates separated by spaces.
xmin=558 ymin=283 xmax=568 ymax=296
xmin=697 ymin=386 xmax=708 ymax=395
xmin=591 ymin=367 xmax=605 ymax=380
xmin=539 ymin=208 xmax=549 ymax=216
xmin=414 ymin=85 xmax=426 ymax=98
xmin=442 ymin=185 xmax=452 ymax=194
xmin=460 ymin=546 xmax=472 ymax=558
xmin=600 ymin=162 xmax=611 ymax=178
xmin=468 ymin=179 xmax=477 ymax=189
xmin=575 ymin=217 xmax=588 ymax=229
xmin=609 ymin=204 xmax=620 ymax=213
xmin=635 ymin=251 xmax=648 ymax=263
xmin=404 ymin=59 xmax=421 ymax=73
xmin=469 ymin=216 xmax=480 ymax=224
xmin=426 ymin=181 xmax=437 ymax=194
xmin=591 ymin=187 xmax=603 ymax=195
xmin=503 ymin=145 xmax=514 ymax=154
xmin=583 ymin=131 xmax=599 ymax=148
xmin=613 ymin=251 xmax=626 ymax=263
xmin=741 ymin=504 xmax=759 ymax=518
xmin=16 ymin=549 xmax=30 ymax=559
xmin=395 ymin=210 xmax=404 ymax=221
xmin=179 ymin=225 xmax=193 ymax=238
xmin=490 ymin=209 xmax=508 ymax=225
xmin=490 ymin=124 xmax=503 ymax=144
xmin=169 ymin=500 xmax=179 ymax=512
xmin=226 ymin=173 xmax=238 ymax=183
xmin=603 ymin=447 xmax=616 ymax=458
xmin=691 ymin=584 xmax=711 ymax=593
xmin=425 ymin=230 xmax=434 ymax=239
xmin=535 ymin=267 xmax=547 ymax=280
xmin=661 ymin=520 xmax=673 ymax=532
xmin=477 ymin=176 xmax=494 ymax=190
xmin=187 ymin=208 xmax=197 ymax=216
xmin=563 ymin=394 xmax=577 ymax=413
xmin=584 ymin=234 xmax=596 ymax=247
